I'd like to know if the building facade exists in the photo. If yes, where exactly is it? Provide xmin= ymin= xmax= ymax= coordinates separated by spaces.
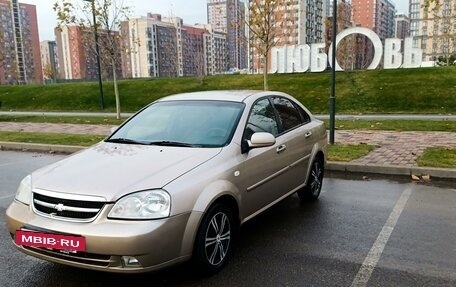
xmin=207 ymin=0 xmax=247 ymax=70
xmin=394 ymin=13 xmax=410 ymax=39
xmin=55 ymin=26 xmax=121 ymax=81
xmin=196 ymin=24 xmax=229 ymax=75
xmin=0 ymin=0 xmax=42 ymax=84
xmin=40 ymin=41 xmax=59 ymax=82
xmin=409 ymin=0 xmax=420 ymax=48
xmin=121 ymin=14 xmax=228 ymax=79
xmin=248 ymin=0 xmax=326 ymax=73
xmin=410 ymin=0 xmax=455 ymax=62
xmin=352 ymin=0 xmax=396 ymax=41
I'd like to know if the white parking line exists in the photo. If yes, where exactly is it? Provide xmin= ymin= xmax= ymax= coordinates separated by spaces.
xmin=351 ymin=185 xmax=413 ymax=287
xmin=0 ymin=194 xmax=14 ymax=200
xmin=0 ymin=162 xmax=15 ymax=167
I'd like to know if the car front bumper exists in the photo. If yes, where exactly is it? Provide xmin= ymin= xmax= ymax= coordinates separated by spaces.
xmin=6 ymin=200 xmax=203 ymax=273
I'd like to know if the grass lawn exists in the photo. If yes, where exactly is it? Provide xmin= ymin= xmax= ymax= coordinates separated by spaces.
xmin=0 ymin=115 xmax=127 ymax=125
xmin=0 ymin=131 xmax=105 ymax=146
xmin=0 ymin=67 xmax=455 ymax=114
xmin=417 ymin=148 xmax=456 ymax=168
xmin=327 ymin=144 xmax=376 ymax=162
xmin=328 ymin=120 xmax=456 ymax=132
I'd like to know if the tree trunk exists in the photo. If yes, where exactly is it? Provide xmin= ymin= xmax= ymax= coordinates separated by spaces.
xmin=263 ymin=55 xmax=269 ymax=91
xmin=112 ymin=58 xmax=120 ymax=120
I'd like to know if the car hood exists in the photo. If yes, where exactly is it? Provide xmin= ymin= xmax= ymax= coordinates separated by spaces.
xmin=32 ymin=142 xmax=222 ymax=201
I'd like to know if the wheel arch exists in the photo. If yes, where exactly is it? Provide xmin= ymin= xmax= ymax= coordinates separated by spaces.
xmin=179 ymin=183 xmax=241 ymax=259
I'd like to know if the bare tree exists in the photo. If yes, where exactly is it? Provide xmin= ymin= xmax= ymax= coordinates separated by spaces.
xmin=54 ymin=0 xmax=131 ymax=119
xmin=245 ymin=0 xmax=295 ymax=90
xmin=423 ymin=0 xmax=456 ymax=65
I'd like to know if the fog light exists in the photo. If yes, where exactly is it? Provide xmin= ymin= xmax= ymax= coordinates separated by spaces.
xmin=121 ymin=256 xmax=141 ymax=267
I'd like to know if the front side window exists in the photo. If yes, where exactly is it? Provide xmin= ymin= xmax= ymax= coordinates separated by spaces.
xmin=244 ymin=98 xmax=279 ymax=140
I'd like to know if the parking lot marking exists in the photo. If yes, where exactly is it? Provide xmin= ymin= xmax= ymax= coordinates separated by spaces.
xmin=0 ymin=194 xmax=14 ymax=200
xmin=351 ymin=185 xmax=413 ymax=287
xmin=0 ymin=162 xmax=15 ymax=167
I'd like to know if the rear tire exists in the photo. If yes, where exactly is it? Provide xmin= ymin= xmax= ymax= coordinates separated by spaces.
xmin=193 ymin=203 xmax=235 ymax=275
xmin=298 ymin=157 xmax=324 ymax=202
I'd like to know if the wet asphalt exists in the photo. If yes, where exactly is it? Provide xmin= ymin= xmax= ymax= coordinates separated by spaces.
xmin=0 ymin=151 xmax=455 ymax=287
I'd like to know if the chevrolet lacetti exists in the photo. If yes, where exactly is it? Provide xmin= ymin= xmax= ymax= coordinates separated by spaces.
xmin=6 ymin=90 xmax=327 ymax=274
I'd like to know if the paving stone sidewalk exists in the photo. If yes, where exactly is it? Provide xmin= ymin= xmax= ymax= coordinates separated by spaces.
xmin=1 ymin=122 xmax=455 ymax=167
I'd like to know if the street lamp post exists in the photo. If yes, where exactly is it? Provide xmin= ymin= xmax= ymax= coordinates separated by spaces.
xmin=329 ymin=0 xmax=337 ymax=145
xmin=84 ymin=0 xmax=104 ymax=110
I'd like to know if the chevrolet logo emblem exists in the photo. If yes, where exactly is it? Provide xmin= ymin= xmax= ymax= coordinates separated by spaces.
xmin=54 ymin=203 xmax=65 ymax=212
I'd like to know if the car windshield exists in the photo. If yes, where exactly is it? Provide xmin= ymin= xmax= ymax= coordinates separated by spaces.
xmin=107 ymin=100 xmax=245 ymax=148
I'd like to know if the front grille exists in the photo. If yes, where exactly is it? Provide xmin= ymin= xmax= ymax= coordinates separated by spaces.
xmin=33 ymin=192 xmax=105 ymax=222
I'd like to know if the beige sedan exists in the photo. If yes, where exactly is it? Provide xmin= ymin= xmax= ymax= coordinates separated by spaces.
xmin=6 ymin=90 xmax=327 ymax=274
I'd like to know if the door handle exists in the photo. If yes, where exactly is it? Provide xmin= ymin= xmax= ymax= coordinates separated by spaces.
xmin=276 ymin=144 xmax=287 ymax=153
xmin=305 ymin=131 xmax=312 ymax=138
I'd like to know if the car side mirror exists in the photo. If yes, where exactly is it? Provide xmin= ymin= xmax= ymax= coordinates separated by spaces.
xmin=241 ymin=132 xmax=276 ymax=154
xmin=248 ymin=132 xmax=276 ymax=148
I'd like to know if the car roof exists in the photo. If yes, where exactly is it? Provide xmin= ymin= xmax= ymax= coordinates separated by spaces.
xmin=158 ymin=90 xmax=283 ymax=103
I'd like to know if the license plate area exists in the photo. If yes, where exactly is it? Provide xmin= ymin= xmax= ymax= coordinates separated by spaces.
xmin=15 ymin=230 xmax=86 ymax=252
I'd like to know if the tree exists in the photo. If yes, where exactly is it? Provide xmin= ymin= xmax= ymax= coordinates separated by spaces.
xmin=245 ymin=0 xmax=295 ymax=90
xmin=423 ymin=0 xmax=456 ymax=65
xmin=53 ymin=0 xmax=131 ymax=119
xmin=43 ymin=63 xmax=56 ymax=82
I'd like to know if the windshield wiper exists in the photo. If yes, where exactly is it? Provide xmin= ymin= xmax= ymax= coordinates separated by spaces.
xmin=147 ymin=141 xmax=201 ymax=147
xmin=106 ymin=138 xmax=147 ymax=145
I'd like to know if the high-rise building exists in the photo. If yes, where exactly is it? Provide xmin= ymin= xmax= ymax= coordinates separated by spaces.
xmin=55 ymin=26 xmax=121 ymax=80
xmin=352 ymin=0 xmax=396 ymax=41
xmin=40 ymin=41 xmax=59 ymax=82
xmin=409 ymin=0 xmax=420 ymax=48
xmin=248 ymin=0 xmax=326 ymax=73
xmin=394 ymin=13 xmax=410 ymax=40
xmin=410 ymin=0 xmax=455 ymax=61
xmin=0 ymin=0 xmax=42 ymax=84
xmin=121 ymin=14 xmax=228 ymax=79
xmin=207 ymin=0 xmax=247 ymax=70
xmin=195 ymin=24 xmax=229 ymax=75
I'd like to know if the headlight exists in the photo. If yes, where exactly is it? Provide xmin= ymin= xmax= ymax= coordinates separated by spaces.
xmin=108 ymin=190 xmax=171 ymax=220
xmin=15 ymin=175 xmax=32 ymax=205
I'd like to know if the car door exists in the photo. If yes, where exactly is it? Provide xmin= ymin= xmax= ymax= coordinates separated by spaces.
xmin=241 ymin=97 xmax=299 ymax=219
xmin=271 ymin=96 xmax=316 ymax=191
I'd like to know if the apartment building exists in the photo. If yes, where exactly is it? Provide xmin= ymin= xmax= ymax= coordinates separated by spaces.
xmin=410 ymin=0 xmax=455 ymax=61
xmin=395 ymin=13 xmax=410 ymax=39
xmin=121 ymin=13 xmax=228 ymax=79
xmin=55 ymin=25 xmax=121 ymax=81
xmin=207 ymin=0 xmax=247 ymax=70
xmin=40 ymin=41 xmax=59 ymax=82
xmin=409 ymin=0 xmax=420 ymax=48
xmin=0 ymin=0 xmax=42 ymax=84
xmin=352 ymin=0 xmax=396 ymax=41
xmin=248 ymin=0 xmax=326 ymax=73
xmin=196 ymin=24 xmax=229 ymax=75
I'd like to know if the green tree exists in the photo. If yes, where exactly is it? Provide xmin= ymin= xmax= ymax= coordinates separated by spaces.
xmin=53 ymin=0 xmax=131 ymax=119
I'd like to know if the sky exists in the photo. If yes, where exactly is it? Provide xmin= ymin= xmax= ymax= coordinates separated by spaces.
xmin=22 ymin=0 xmax=410 ymax=41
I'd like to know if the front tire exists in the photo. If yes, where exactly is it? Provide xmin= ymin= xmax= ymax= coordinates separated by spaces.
xmin=298 ymin=157 xmax=324 ymax=202
xmin=193 ymin=203 xmax=235 ymax=275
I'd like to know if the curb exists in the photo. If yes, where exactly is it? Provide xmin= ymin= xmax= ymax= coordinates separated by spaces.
xmin=0 ymin=141 xmax=83 ymax=154
xmin=1 ymin=142 xmax=455 ymax=180
xmin=327 ymin=162 xmax=456 ymax=180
